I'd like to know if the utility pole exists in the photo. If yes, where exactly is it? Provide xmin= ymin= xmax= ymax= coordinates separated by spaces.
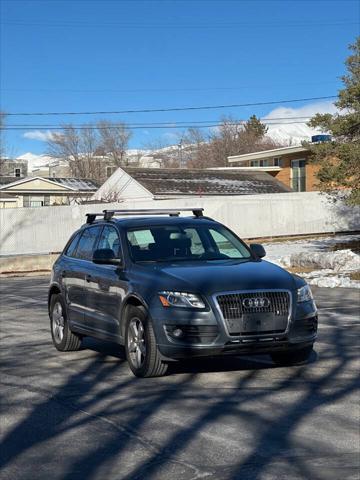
xmin=178 ymin=137 xmax=185 ymax=168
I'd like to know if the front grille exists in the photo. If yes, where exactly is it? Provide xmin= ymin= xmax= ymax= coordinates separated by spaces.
xmin=216 ymin=291 xmax=291 ymax=336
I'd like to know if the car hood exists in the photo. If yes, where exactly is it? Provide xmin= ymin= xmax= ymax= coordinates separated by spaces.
xmin=149 ymin=259 xmax=297 ymax=294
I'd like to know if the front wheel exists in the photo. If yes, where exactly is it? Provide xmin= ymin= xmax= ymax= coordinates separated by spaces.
xmin=125 ymin=306 xmax=168 ymax=378
xmin=271 ymin=345 xmax=314 ymax=366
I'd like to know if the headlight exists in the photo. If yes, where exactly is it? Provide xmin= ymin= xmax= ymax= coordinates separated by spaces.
xmin=158 ymin=291 xmax=205 ymax=309
xmin=297 ymin=284 xmax=313 ymax=303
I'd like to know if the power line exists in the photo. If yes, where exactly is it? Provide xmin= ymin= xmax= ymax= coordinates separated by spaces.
xmin=4 ymin=116 xmax=314 ymax=128
xmin=1 ymin=121 xmax=316 ymax=131
xmin=5 ymin=96 xmax=336 ymax=117
xmin=2 ymin=20 xmax=356 ymax=28
xmin=0 ymin=81 xmax=339 ymax=94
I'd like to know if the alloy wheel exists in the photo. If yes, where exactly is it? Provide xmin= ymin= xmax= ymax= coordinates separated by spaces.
xmin=52 ymin=301 xmax=65 ymax=344
xmin=127 ymin=317 xmax=146 ymax=369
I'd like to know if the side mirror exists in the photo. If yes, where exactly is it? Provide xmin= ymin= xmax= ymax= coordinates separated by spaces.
xmin=250 ymin=243 xmax=266 ymax=258
xmin=93 ymin=248 xmax=122 ymax=265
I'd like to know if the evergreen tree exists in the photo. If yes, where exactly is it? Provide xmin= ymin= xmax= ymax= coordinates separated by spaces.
xmin=307 ymin=37 xmax=360 ymax=205
xmin=243 ymin=115 xmax=268 ymax=139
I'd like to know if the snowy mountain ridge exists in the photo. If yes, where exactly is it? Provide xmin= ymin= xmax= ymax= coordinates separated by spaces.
xmin=16 ymin=122 xmax=322 ymax=172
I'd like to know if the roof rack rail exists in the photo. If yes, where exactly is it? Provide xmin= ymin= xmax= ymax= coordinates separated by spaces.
xmin=103 ymin=208 xmax=204 ymax=220
xmin=86 ymin=208 xmax=204 ymax=223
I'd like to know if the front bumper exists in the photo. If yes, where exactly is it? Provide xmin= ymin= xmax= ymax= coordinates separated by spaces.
xmin=149 ymin=293 xmax=318 ymax=361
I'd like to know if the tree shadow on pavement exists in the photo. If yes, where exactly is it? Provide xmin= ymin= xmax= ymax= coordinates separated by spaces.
xmin=1 ymin=299 xmax=359 ymax=480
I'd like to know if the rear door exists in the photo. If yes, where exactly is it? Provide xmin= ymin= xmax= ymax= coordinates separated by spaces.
xmin=61 ymin=231 xmax=84 ymax=326
xmin=63 ymin=225 xmax=103 ymax=330
xmin=84 ymin=225 xmax=127 ymax=341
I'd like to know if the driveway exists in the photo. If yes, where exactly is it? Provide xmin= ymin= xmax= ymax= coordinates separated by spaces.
xmin=0 ymin=276 xmax=359 ymax=480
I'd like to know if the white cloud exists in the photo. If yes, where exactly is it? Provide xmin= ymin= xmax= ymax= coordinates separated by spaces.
xmin=23 ymin=130 xmax=58 ymax=141
xmin=261 ymin=101 xmax=338 ymax=146
xmin=263 ymin=100 xmax=337 ymax=123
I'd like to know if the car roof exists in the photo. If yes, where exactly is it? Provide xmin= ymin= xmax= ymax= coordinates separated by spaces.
xmin=85 ymin=215 xmax=219 ymax=229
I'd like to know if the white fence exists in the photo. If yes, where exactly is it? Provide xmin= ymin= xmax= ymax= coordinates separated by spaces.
xmin=0 ymin=192 xmax=359 ymax=256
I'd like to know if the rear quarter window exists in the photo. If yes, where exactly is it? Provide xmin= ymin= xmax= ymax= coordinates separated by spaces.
xmin=74 ymin=226 xmax=102 ymax=260
xmin=65 ymin=232 xmax=81 ymax=258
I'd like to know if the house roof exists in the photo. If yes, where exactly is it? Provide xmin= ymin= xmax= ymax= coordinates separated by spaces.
xmin=0 ymin=176 xmax=99 ymax=192
xmin=0 ymin=192 xmax=18 ymax=201
xmin=48 ymin=177 xmax=99 ymax=191
xmin=92 ymin=167 xmax=154 ymax=201
xmin=0 ymin=176 xmax=19 ymax=186
xmin=228 ymin=145 xmax=309 ymax=163
xmin=124 ymin=168 xmax=292 ymax=196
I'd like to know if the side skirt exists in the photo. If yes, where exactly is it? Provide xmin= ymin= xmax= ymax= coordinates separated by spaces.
xmin=70 ymin=321 xmax=124 ymax=345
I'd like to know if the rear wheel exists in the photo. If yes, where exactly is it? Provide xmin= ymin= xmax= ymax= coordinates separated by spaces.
xmin=271 ymin=345 xmax=313 ymax=366
xmin=125 ymin=306 xmax=168 ymax=378
xmin=50 ymin=294 xmax=82 ymax=351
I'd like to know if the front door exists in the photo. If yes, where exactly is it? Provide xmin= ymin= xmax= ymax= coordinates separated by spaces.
xmin=84 ymin=225 xmax=127 ymax=341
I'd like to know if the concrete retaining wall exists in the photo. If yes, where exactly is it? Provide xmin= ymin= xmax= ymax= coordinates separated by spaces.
xmin=0 ymin=254 xmax=59 ymax=274
xmin=0 ymin=192 xmax=359 ymax=256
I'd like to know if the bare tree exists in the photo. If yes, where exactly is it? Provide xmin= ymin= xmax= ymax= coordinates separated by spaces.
xmin=97 ymin=121 xmax=132 ymax=167
xmin=94 ymin=189 xmax=125 ymax=204
xmin=185 ymin=116 xmax=281 ymax=169
xmin=141 ymin=137 xmax=180 ymax=168
xmin=47 ymin=120 xmax=132 ymax=182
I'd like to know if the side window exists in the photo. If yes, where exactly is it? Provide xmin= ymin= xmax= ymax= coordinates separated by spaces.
xmin=75 ymin=226 xmax=102 ymax=261
xmin=98 ymin=226 xmax=121 ymax=257
xmin=65 ymin=232 xmax=81 ymax=258
xmin=209 ymin=229 xmax=244 ymax=258
xmin=184 ymin=228 xmax=205 ymax=255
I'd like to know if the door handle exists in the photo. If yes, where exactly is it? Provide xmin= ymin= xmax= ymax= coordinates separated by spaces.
xmin=85 ymin=274 xmax=92 ymax=283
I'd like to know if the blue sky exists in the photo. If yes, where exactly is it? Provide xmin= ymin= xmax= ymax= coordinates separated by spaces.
xmin=0 ymin=0 xmax=359 ymax=156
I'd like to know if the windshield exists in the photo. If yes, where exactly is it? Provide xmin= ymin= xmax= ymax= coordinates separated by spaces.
xmin=126 ymin=224 xmax=252 ymax=263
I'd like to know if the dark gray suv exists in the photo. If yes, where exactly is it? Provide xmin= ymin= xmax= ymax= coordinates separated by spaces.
xmin=48 ymin=208 xmax=318 ymax=377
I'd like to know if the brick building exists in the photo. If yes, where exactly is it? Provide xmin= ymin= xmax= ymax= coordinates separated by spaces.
xmin=227 ymin=145 xmax=318 ymax=192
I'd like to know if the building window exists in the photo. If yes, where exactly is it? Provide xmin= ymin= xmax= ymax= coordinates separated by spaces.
xmin=106 ymin=166 xmax=117 ymax=177
xmin=14 ymin=168 xmax=22 ymax=177
xmin=250 ymin=160 xmax=274 ymax=167
xmin=250 ymin=158 xmax=283 ymax=168
xmin=23 ymin=194 xmax=51 ymax=207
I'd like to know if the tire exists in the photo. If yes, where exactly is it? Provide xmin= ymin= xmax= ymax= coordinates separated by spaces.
xmin=50 ymin=293 xmax=82 ymax=352
xmin=271 ymin=345 xmax=314 ymax=366
xmin=125 ymin=305 xmax=168 ymax=378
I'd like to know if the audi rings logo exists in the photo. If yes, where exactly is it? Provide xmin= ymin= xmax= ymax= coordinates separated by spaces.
xmin=242 ymin=297 xmax=270 ymax=309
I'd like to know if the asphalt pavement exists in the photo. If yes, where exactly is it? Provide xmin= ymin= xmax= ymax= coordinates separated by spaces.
xmin=0 ymin=276 xmax=359 ymax=480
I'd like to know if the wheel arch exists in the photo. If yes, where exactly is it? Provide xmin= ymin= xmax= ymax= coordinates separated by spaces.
xmin=48 ymin=284 xmax=61 ymax=313
xmin=120 ymin=294 xmax=148 ymax=338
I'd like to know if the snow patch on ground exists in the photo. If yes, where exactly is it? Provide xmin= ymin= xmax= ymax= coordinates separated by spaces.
xmin=264 ymin=234 xmax=360 ymax=289
xmin=280 ymin=249 xmax=360 ymax=272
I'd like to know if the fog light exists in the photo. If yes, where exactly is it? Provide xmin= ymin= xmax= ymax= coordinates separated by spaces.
xmin=172 ymin=328 xmax=183 ymax=338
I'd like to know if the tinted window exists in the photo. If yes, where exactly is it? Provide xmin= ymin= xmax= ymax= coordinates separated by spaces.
xmin=126 ymin=224 xmax=250 ymax=262
xmin=98 ymin=225 xmax=121 ymax=257
xmin=209 ymin=229 xmax=244 ymax=258
xmin=65 ymin=232 xmax=81 ymax=258
xmin=75 ymin=226 xmax=102 ymax=260
xmin=184 ymin=228 xmax=205 ymax=255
